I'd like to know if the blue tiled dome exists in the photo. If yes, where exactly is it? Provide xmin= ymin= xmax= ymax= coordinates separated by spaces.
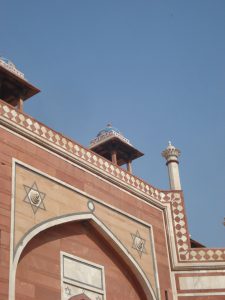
xmin=97 ymin=124 xmax=121 ymax=137
xmin=90 ymin=123 xmax=132 ymax=147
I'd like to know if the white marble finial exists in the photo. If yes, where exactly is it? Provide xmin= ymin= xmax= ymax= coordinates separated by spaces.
xmin=162 ymin=142 xmax=180 ymax=160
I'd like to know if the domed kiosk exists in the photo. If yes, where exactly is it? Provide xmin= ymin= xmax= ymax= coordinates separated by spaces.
xmin=0 ymin=56 xmax=39 ymax=110
xmin=89 ymin=124 xmax=143 ymax=173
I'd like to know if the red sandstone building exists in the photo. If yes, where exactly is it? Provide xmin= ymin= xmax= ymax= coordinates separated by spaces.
xmin=0 ymin=57 xmax=224 ymax=300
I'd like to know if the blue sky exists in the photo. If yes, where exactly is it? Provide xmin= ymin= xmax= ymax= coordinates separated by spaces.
xmin=1 ymin=1 xmax=225 ymax=247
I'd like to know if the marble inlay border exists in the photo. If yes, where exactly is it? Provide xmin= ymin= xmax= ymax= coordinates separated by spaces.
xmin=170 ymin=196 xmax=225 ymax=263
xmin=0 ymin=100 xmax=175 ymax=204
xmin=0 ymin=100 xmax=224 ymax=266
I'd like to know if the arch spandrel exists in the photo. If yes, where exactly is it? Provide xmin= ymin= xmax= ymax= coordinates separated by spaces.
xmin=10 ymin=162 xmax=160 ymax=300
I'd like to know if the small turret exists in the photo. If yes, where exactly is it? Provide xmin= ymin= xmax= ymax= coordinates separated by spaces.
xmin=0 ymin=56 xmax=40 ymax=111
xmin=89 ymin=124 xmax=143 ymax=174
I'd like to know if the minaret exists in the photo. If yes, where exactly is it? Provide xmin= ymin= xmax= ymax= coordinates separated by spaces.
xmin=162 ymin=141 xmax=181 ymax=190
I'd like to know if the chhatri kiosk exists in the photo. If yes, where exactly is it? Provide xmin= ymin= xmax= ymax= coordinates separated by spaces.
xmin=0 ymin=57 xmax=224 ymax=300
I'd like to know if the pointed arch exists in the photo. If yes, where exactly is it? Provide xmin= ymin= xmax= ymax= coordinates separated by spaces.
xmin=10 ymin=212 xmax=157 ymax=300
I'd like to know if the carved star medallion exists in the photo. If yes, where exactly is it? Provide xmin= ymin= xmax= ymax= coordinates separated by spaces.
xmin=23 ymin=182 xmax=46 ymax=214
xmin=131 ymin=230 xmax=147 ymax=258
xmin=65 ymin=286 xmax=71 ymax=296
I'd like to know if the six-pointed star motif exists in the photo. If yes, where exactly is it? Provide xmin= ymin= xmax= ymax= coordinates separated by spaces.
xmin=23 ymin=182 xmax=46 ymax=214
xmin=131 ymin=230 xmax=147 ymax=258
xmin=64 ymin=286 xmax=71 ymax=296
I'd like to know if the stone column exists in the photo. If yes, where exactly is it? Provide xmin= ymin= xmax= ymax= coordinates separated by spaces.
xmin=111 ymin=150 xmax=117 ymax=165
xmin=162 ymin=141 xmax=181 ymax=190
xmin=127 ymin=160 xmax=132 ymax=173
xmin=17 ymin=98 xmax=24 ymax=112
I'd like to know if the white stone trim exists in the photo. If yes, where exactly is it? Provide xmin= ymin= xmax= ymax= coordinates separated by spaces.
xmin=2 ymin=124 xmax=164 ymax=211
xmin=0 ymin=102 xmax=176 ymax=205
xmin=179 ymin=275 xmax=225 ymax=290
xmin=177 ymin=292 xmax=225 ymax=296
xmin=162 ymin=207 xmax=178 ymax=300
xmin=173 ymin=270 xmax=225 ymax=274
xmin=164 ymin=203 xmax=179 ymax=268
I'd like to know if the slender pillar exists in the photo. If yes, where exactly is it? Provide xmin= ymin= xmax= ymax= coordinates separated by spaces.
xmin=17 ymin=98 xmax=24 ymax=112
xmin=162 ymin=141 xmax=181 ymax=190
xmin=111 ymin=150 xmax=117 ymax=165
xmin=127 ymin=161 xmax=132 ymax=173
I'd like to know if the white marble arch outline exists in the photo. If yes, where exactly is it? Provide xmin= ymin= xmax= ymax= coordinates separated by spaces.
xmin=9 ymin=213 xmax=157 ymax=300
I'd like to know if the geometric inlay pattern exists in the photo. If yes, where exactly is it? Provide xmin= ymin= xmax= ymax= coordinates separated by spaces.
xmin=131 ymin=230 xmax=147 ymax=258
xmin=171 ymin=196 xmax=225 ymax=262
xmin=23 ymin=182 xmax=46 ymax=214
xmin=0 ymin=101 xmax=177 ymax=204
xmin=1 ymin=101 xmax=225 ymax=264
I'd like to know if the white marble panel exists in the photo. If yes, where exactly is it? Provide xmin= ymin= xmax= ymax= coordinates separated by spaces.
xmin=63 ymin=256 xmax=103 ymax=290
xmin=179 ymin=276 xmax=225 ymax=290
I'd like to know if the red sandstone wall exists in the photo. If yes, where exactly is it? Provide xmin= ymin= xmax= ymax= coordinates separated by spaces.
xmin=0 ymin=129 xmax=171 ymax=300
xmin=0 ymin=127 xmax=172 ymax=299
xmin=0 ymin=129 xmax=13 ymax=300
xmin=0 ymin=119 xmax=224 ymax=300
